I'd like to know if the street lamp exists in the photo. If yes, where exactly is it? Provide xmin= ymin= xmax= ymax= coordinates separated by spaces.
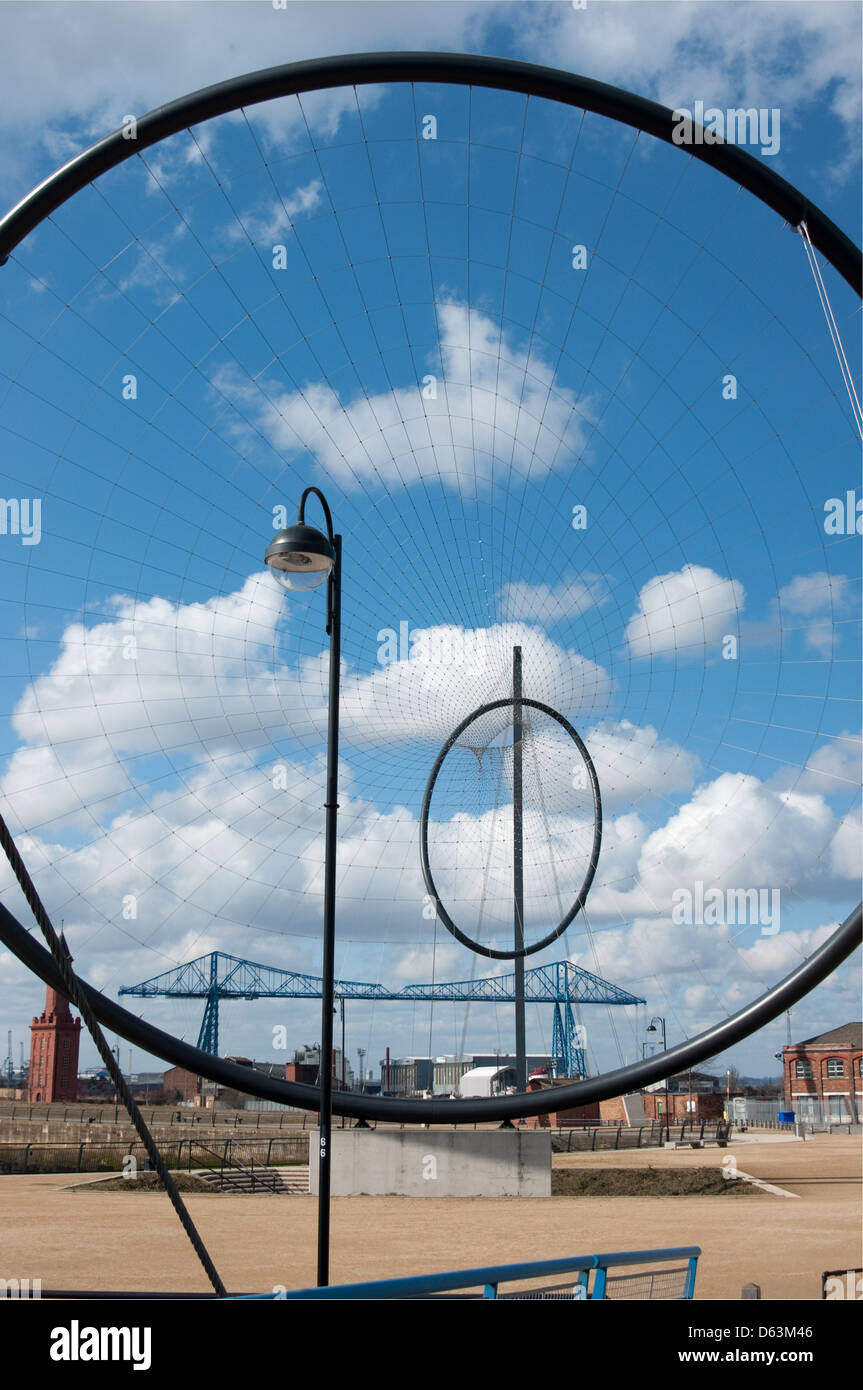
xmin=646 ymin=1016 xmax=668 ymax=1129
xmin=265 ymin=485 xmax=340 ymax=1288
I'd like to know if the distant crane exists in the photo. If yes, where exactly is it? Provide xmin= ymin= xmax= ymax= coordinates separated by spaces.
xmin=3 ymin=1030 xmax=13 ymax=1084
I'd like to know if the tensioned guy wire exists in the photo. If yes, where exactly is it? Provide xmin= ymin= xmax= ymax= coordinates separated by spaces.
xmin=798 ymin=221 xmax=863 ymax=440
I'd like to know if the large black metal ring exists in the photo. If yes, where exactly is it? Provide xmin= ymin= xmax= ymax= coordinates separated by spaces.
xmin=0 ymin=53 xmax=859 ymax=292
xmin=0 ymin=53 xmax=859 ymax=1122
xmin=0 ymin=898 xmax=859 ymax=1124
xmin=420 ymin=698 xmax=602 ymax=959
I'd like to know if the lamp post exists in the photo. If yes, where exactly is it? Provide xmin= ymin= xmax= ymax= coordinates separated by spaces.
xmin=646 ymin=1016 xmax=667 ymax=1128
xmin=265 ymin=486 xmax=340 ymax=1287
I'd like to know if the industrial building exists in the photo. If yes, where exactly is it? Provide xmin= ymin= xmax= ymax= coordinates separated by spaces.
xmin=285 ymin=1043 xmax=353 ymax=1092
xmin=380 ymin=1054 xmax=555 ymax=1096
xmin=162 ymin=1046 xmax=353 ymax=1106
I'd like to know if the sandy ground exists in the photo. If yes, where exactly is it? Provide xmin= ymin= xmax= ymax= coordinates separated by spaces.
xmin=0 ymin=1133 xmax=859 ymax=1301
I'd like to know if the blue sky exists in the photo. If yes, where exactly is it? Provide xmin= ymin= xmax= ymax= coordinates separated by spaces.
xmin=0 ymin=1 xmax=860 ymax=1085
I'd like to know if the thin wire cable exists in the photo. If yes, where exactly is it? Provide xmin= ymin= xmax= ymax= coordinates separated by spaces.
xmin=798 ymin=221 xmax=863 ymax=439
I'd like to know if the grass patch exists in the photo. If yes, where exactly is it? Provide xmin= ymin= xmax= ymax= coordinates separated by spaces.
xmin=71 ymin=1172 xmax=222 ymax=1194
xmin=74 ymin=1166 xmax=755 ymax=1198
xmin=551 ymin=1166 xmax=756 ymax=1197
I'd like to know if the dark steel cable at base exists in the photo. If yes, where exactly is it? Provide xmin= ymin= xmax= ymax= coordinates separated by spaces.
xmin=0 ymin=812 xmax=226 ymax=1297
xmin=0 ymin=891 xmax=858 ymax=1125
xmin=39 ymin=1290 xmax=243 ymax=1299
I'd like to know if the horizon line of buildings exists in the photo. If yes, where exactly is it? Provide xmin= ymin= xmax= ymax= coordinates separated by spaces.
xmin=5 ymin=975 xmax=860 ymax=1123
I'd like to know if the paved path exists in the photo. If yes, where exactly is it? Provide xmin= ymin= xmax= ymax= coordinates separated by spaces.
xmin=0 ymin=1134 xmax=858 ymax=1300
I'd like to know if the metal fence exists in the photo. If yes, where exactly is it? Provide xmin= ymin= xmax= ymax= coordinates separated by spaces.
xmin=550 ymin=1120 xmax=729 ymax=1151
xmin=731 ymin=1097 xmax=860 ymax=1131
xmin=0 ymin=1136 xmax=308 ymax=1175
xmin=0 ymin=1104 xmax=313 ymax=1127
xmin=235 ymin=1246 xmax=701 ymax=1301
xmin=0 ymin=1103 xmax=503 ymax=1128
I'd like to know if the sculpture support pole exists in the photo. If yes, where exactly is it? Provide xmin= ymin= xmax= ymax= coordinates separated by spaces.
xmin=513 ymin=646 xmax=527 ymax=1092
xmin=317 ymin=532 xmax=341 ymax=1287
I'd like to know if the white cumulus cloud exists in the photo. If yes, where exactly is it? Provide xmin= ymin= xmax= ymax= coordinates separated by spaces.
xmin=212 ymin=300 xmax=597 ymax=493
xmin=625 ymin=563 xmax=744 ymax=660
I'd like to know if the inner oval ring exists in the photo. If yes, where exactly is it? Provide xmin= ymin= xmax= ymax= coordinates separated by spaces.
xmin=420 ymin=697 xmax=603 ymax=959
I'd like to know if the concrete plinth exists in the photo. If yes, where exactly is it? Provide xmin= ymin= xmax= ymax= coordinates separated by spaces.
xmin=308 ymin=1127 xmax=551 ymax=1197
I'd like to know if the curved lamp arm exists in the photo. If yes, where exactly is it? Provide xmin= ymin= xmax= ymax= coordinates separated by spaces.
xmin=298 ymin=486 xmax=335 ymax=544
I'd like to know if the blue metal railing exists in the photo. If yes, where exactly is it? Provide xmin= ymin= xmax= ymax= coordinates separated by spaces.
xmin=233 ymin=1246 xmax=700 ymax=1300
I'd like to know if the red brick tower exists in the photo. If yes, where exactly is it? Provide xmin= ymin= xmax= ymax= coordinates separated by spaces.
xmin=28 ymin=937 xmax=81 ymax=1102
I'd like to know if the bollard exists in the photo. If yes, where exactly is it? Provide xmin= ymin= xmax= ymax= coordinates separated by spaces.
xmin=741 ymin=1283 xmax=761 ymax=1300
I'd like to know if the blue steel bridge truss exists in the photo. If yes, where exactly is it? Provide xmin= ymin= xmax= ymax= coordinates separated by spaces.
xmin=120 ymin=953 xmax=644 ymax=1080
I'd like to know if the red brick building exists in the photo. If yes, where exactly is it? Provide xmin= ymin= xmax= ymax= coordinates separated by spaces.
xmin=162 ymin=1057 xmax=306 ymax=1105
xmin=783 ymin=1022 xmax=862 ymax=1123
xmin=522 ymin=1072 xmax=725 ymax=1127
xmin=28 ymin=943 xmax=82 ymax=1102
xmin=602 ymin=1088 xmax=724 ymax=1123
xmin=162 ymin=1065 xmax=201 ymax=1103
